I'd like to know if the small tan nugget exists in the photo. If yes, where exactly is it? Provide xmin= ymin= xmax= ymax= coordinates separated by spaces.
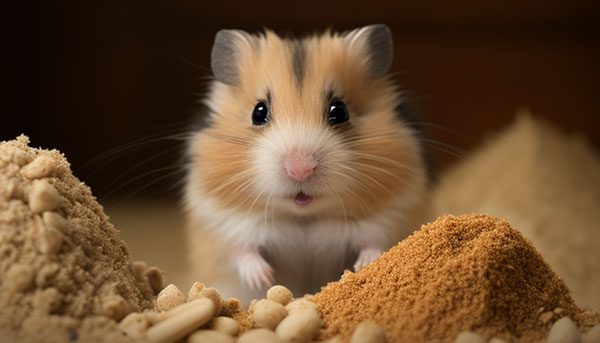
xmin=489 ymin=338 xmax=508 ymax=343
xmin=42 ymin=211 xmax=67 ymax=231
xmin=5 ymin=264 xmax=34 ymax=292
xmin=208 ymin=316 xmax=240 ymax=336
xmin=548 ymin=317 xmax=582 ymax=343
xmin=350 ymin=321 xmax=387 ymax=343
xmin=101 ymin=295 xmax=132 ymax=321
xmin=188 ymin=330 xmax=234 ymax=343
xmin=238 ymin=329 xmax=285 ymax=343
xmin=145 ymin=267 xmax=164 ymax=296
xmin=285 ymin=298 xmax=319 ymax=315
xmin=156 ymin=284 xmax=186 ymax=312
xmin=131 ymin=261 xmax=148 ymax=282
xmin=267 ymin=285 xmax=294 ymax=305
xmin=21 ymin=155 xmax=57 ymax=179
xmin=119 ymin=312 xmax=150 ymax=338
xmin=275 ymin=310 xmax=322 ymax=343
xmin=194 ymin=287 xmax=223 ymax=314
xmin=35 ymin=217 xmax=63 ymax=254
xmin=583 ymin=324 xmax=600 ymax=343
xmin=188 ymin=281 xmax=205 ymax=301
xmin=29 ymin=180 xmax=61 ymax=214
xmin=146 ymin=298 xmax=215 ymax=343
xmin=454 ymin=331 xmax=486 ymax=343
xmin=253 ymin=299 xmax=288 ymax=330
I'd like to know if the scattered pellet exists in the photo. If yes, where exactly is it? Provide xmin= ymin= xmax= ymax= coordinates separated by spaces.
xmin=29 ymin=180 xmax=60 ymax=214
xmin=192 ymin=287 xmax=223 ymax=314
xmin=253 ymin=299 xmax=288 ymax=330
xmin=119 ymin=312 xmax=149 ymax=338
xmin=207 ymin=316 xmax=240 ymax=336
xmin=188 ymin=329 xmax=235 ymax=343
xmin=267 ymin=285 xmax=294 ymax=306
xmin=275 ymin=309 xmax=322 ymax=343
xmin=583 ymin=324 xmax=600 ymax=343
xmin=145 ymin=267 xmax=164 ymax=295
xmin=540 ymin=311 xmax=554 ymax=324
xmin=42 ymin=211 xmax=67 ymax=231
xmin=285 ymin=298 xmax=319 ymax=315
xmin=547 ymin=317 xmax=581 ymax=343
xmin=156 ymin=284 xmax=186 ymax=312
xmin=160 ymin=298 xmax=215 ymax=322
xmin=20 ymin=155 xmax=57 ymax=179
xmin=101 ymin=295 xmax=132 ymax=321
xmin=238 ymin=328 xmax=285 ymax=343
xmin=350 ymin=321 xmax=387 ymax=343
xmin=188 ymin=282 xmax=205 ymax=301
xmin=146 ymin=298 xmax=215 ymax=343
xmin=34 ymin=217 xmax=63 ymax=255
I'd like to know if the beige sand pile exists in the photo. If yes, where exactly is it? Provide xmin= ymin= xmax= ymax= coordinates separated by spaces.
xmin=0 ymin=136 xmax=160 ymax=342
xmin=314 ymin=214 xmax=600 ymax=342
xmin=433 ymin=114 xmax=600 ymax=309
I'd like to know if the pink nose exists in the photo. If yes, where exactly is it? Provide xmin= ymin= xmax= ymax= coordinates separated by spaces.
xmin=284 ymin=153 xmax=317 ymax=182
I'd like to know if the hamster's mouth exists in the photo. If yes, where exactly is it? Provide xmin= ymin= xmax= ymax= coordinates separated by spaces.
xmin=293 ymin=192 xmax=312 ymax=206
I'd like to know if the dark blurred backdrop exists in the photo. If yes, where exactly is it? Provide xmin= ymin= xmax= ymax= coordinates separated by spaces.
xmin=4 ymin=1 xmax=599 ymax=201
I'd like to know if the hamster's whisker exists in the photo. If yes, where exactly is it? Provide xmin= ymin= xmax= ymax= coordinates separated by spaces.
xmin=327 ymin=170 xmax=380 ymax=211
xmin=420 ymin=139 xmax=468 ymax=160
xmin=324 ymin=184 xmax=349 ymax=228
xmin=100 ymin=165 xmax=182 ymax=200
xmin=336 ymin=165 xmax=397 ymax=200
xmin=100 ymin=144 xmax=182 ymax=195
xmin=349 ymin=152 xmax=423 ymax=174
xmin=77 ymin=128 xmax=194 ymax=174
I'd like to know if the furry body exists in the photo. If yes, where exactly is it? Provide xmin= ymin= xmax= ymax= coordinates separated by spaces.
xmin=184 ymin=25 xmax=428 ymax=303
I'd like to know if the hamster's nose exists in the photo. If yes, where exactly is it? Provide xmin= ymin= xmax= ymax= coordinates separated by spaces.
xmin=284 ymin=152 xmax=317 ymax=182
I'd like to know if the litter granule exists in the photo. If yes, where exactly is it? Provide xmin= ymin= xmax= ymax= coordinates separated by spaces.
xmin=314 ymin=214 xmax=600 ymax=342
xmin=0 ymin=136 xmax=158 ymax=342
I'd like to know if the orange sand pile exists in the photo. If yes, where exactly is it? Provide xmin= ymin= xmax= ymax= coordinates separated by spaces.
xmin=0 ymin=136 xmax=159 ymax=342
xmin=314 ymin=214 xmax=600 ymax=342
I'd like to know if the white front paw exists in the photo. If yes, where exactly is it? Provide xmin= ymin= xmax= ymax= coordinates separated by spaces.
xmin=237 ymin=251 xmax=275 ymax=290
xmin=354 ymin=247 xmax=382 ymax=272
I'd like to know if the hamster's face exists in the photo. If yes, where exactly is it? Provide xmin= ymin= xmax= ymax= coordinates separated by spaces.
xmin=187 ymin=26 xmax=427 ymax=219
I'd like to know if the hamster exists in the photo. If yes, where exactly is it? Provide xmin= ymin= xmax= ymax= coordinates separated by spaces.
xmin=184 ymin=24 xmax=429 ymax=304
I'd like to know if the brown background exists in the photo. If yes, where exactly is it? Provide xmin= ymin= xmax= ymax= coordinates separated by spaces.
xmin=4 ymin=1 xmax=599 ymax=201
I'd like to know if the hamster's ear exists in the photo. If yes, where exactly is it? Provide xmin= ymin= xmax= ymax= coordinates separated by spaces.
xmin=345 ymin=24 xmax=393 ymax=79
xmin=211 ymin=29 xmax=255 ymax=85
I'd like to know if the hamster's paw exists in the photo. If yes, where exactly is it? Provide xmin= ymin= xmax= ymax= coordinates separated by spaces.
xmin=354 ymin=247 xmax=383 ymax=272
xmin=237 ymin=251 xmax=275 ymax=290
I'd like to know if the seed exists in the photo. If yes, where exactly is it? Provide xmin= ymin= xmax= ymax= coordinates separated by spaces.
xmin=267 ymin=285 xmax=294 ymax=305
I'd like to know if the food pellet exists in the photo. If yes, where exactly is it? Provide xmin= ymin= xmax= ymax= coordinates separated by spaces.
xmin=267 ymin=285 xmax=294 ymax=305
xmin=583 ymin=324 xmax=600 ymax=343
xmin=119 ymin=312 xmax=149 ymax=339
xmin=20 ymin=155 xmax=57 ymax=179
xmin=350 ymin=321 xmax=387 ymax=343
xmin=275 ymin=309 xmax=322 ymax=343
xmin=238 ymin=328 xmax=286 ymax=343
xmin=34 ymin=217 xmax=63 ymax=255
xmin=208 ymin=316 xmax=240 ymax=336
xmin=41 ymin=211 xmax=67 ymax=231
xmin=188 ymin=282 xmax=205 ymax=301
xmin=160 ymin=298 xmax=212 ymax=322
xmin=187 ymin=329 xmax=235 ymax=343
xmin=253 ymin=299 xmax=288 ymax=330
xmin=489 ymin=338 xmax=508 ymax=343
xmin=101 ymin=295 xmax=132 ymax=321
xmin=454 ymin=331 xmax=487 ymax=343
xmin=29 ymin=180 xmax=60 ymax=214
xmin=146 ymin=298 xmax=215 ymax=343
xmin=285 ymin=298 xmax=319 ymax=315
xmin=145 ymin=267 xmax=164 ymax=295
xmin=193 ymin=286 xmax=223 ymax=314
xmin=156 ymin=284 xmax=186 ymax=312
xmin=547 ymin=317 xmax=582 ymax=343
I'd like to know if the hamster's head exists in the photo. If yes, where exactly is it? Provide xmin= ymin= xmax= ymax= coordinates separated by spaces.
xmin=187 ymin=25 xmax=427 ymax=220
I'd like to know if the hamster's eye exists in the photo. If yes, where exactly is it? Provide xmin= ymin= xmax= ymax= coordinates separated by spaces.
xmin=327 ymin=101 xmax=349 ymax=125
xmin=252 ymin=101 xmax=270 ymax=126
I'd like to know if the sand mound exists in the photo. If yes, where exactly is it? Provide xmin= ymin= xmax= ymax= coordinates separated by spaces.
xmin=0 ymin=136 xmax=158 ymax=342
xmin=433 ymin=114 xmax=600 ymax=309
xmin=315 ymin=214 xmax=600 ymax=342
